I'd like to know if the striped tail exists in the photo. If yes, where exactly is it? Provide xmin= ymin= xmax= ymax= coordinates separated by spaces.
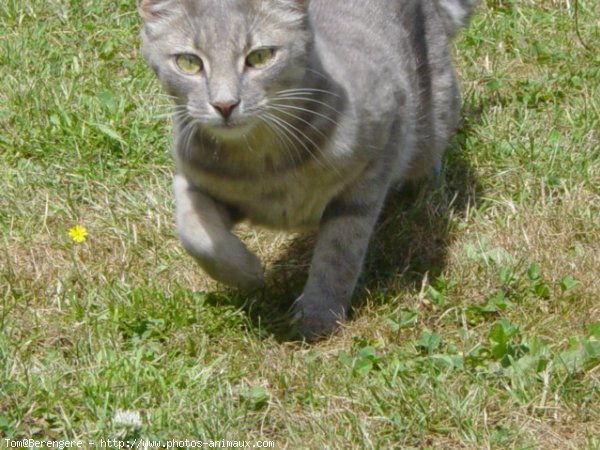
xmin=437 ymin=0 xmax=478 ymax=36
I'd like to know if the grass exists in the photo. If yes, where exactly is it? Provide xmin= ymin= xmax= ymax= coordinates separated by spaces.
xmin=1 ymin=0 xmax=599 ymax=448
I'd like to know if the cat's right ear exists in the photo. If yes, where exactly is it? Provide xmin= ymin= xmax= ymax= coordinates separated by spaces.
xmin=138 ymin=0 xmax=172 ymax=22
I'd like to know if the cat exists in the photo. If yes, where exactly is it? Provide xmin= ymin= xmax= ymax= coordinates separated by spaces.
xmin=138 ymin=0 xmax=476 ymax=340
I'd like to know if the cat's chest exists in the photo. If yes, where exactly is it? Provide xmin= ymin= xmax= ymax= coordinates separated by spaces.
xmin=183 ymin=161 xmax=349 ymax=230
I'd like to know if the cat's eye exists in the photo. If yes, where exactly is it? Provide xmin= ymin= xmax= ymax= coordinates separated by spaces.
xmin=245 ymin=48 xmax=276 ymax=69
xmin=175 ymin=54 xmax=203 ymax=75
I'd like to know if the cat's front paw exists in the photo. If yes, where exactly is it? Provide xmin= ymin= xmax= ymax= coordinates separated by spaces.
xmin=291 ymin=295 xmax=348 ymax=341
xmin=179 ymin=230 xmax=264 ymax=291
xmin=210 ymin=245 xmax=264 ymax=292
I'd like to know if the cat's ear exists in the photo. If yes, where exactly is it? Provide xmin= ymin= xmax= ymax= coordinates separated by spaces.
xmin=275 ymin=0 xmax=310 ymax=13
xmin=296 ymin=0 xmax=310 ymax=10
xmin=138 ymin=0 xmax=173 ymax=21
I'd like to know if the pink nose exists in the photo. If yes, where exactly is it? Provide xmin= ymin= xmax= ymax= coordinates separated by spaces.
xmin=212 ymin=100 xmax=240 ymax=119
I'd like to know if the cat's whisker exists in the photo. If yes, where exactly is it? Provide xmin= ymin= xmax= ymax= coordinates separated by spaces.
xmin=185 ymin=119 xmax=197 ymax=150
xmin=304 ymin=67 xmax=334 ymax=82
xmin=268 ymin=102 xmax=341 ymax=127
xmin=178 ymin=116 xmax=201 ymax=163
xmin=275 ymin=87 xmax=341 ymax=98
xmin=173 ymin=113 xmax=187 ymax=127
xmin=136 ymin=92 xmax=177 ymax=99
xmin=243 ymin=134 xmax=255 ymax=154
xmin=257 ymin=113 xmax=304 ymax=168
xmin=146 ymin=104 xmax=185 ymax=119
xmin=259 ymin=112 xmax=301 ymax=156
xmin=158 ymin=93 xmax=179 ymax=101
xmin=185 ymin=106 xmax=204 ymax=117
xmin=153 ymin=105 xmax=188 ymax=121
xmin=262 ymin=112 xmax=320 ymax=166
xmin=266 ymin=105 xmax=336 ymax=154
xmin=178 ymin=120 xmax=192 ymax=161
xmin=170 ymin=104 xmax=189 ymax=113
xmin=267 ymin=107 xmax=342 ymax=176
xmin=275 ymin=113 xmax=342 ymax=176
xmin=136 ymin=95 xmax=179 ymax=107
xmin=262 ymin=111 xmax=335 ymax=173
xmin=272 ymin=95 xmax=345 ymax=117
xmin=276 ymin=86 xmax=338 ymax=94
xmin=152 ymin=112 xmax=175 ymax=120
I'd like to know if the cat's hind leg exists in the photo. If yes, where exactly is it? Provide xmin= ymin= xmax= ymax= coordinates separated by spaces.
xmin=174 ymin=174 xmax=264 ymax=290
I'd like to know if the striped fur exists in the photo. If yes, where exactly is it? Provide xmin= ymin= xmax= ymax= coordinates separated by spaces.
xmin=139 ymin=0 xmax=475 ymax=339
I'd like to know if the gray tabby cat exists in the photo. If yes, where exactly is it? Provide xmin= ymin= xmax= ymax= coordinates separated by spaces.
xmin=138 ymin=0 xmax=476 ymax=339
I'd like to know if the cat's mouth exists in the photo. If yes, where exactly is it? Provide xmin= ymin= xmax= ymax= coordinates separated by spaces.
xmin=203 ymin=119 xmax=258 ymax=140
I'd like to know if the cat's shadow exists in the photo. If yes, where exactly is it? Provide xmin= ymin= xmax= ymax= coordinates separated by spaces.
xmin=219 ymin=107 xmax=483 ymax=342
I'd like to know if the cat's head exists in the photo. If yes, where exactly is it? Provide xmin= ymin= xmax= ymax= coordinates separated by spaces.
xmin=139 ymin=0 xmax=311 ymax=140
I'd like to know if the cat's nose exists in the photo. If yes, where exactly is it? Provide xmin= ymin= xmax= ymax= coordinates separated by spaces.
xmin=211 ymin=100 xmax=240 ymax=119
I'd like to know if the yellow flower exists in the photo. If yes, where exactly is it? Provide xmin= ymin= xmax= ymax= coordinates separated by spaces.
xmin=68 ymin=225 xmax=88 ymax=243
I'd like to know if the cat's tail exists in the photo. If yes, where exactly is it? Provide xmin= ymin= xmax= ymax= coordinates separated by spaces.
xmin=437 ymin=0 xmax=478 ymax=37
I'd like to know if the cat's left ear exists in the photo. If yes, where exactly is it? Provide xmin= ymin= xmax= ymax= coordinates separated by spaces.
xmin=295 ymin=0 xmax=310 ymax=11
xmin=138 ymin=0 xmax=173 ymax=22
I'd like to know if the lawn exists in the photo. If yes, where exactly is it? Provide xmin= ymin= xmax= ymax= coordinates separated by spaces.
xmin=1 ymin=0 xmax=599 ymax=448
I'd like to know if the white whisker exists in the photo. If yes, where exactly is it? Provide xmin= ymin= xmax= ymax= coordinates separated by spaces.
xmin=263 ymin=112 xmax=320 ymax=164
xmin=267 ymin=105 xmax=332 ymax=146
xmin=267 ymin=106 xmax=342 ymax=176
xmin=275 ymin=87 xmax=341 ymax=98
xmin=272 ymin=95 xmax=344 ymax=116
xmin=257 ymin=113 xmax=303 ymax=167
xmin=268 ymin=102 xmax=341 ymax=127
xmin=304 ymin=67 xmax=334 ymax=82
xmin=177 ymin=115 xmax=201 ymax=163
xmin=262 ymin=111 xmax=337 ymax=173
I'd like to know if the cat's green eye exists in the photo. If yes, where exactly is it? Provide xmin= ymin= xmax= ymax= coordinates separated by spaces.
xmin=176 ymin=54 xmax=203 ymax=74
xmin=246 ymin=48 xmax=275 ymax=69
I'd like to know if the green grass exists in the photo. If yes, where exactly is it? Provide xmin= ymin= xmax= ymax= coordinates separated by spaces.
xmin=1 ymin=0 xmax=599 ymax=448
